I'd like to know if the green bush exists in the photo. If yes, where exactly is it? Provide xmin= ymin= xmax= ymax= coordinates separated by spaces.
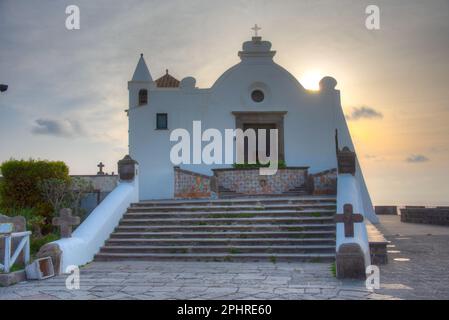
xmin=30 ymin=233 xmax=59 ymax=256
xmin=37 ymin=176 xmax=93 ymax=220
xmin=0 ymin=159 xmax=69 ymax=212
xmin=2 ymin=207 xmax=44 ymax=235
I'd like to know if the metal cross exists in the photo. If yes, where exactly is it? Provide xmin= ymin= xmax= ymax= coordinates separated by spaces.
xmin=97 ymin=162 xmax=105 ymax=175
xmin=251 ymin=24 xmax=261 ymax=37
xmin=334 ymin=204 xmax=364 ymax=237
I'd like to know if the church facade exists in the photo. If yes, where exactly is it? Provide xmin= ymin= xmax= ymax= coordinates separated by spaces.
xmin=128 ymin=34 xmax=371 ymax=206
xmin=49 ymin=32 xmax=380 ymax=277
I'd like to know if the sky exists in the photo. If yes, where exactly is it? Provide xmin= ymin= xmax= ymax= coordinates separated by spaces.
xmin=0 ymin=0 xmax=448 ymax=205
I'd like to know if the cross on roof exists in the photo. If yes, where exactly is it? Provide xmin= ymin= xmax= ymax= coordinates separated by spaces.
xmin=251 ymin=24 xmax=261 ymax=37
xmin=97 ymin=162 xmax=105 ymax=175
xmin=52 ymin=208 xmax=80 ymax=238
xmin=334 ymin=204 xmax=364 ymax=237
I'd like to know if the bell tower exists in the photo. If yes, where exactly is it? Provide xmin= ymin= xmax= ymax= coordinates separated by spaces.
xmin=128 ymin=53 xmax=154 ymax=108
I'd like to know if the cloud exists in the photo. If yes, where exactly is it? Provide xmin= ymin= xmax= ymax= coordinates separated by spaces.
xmin=31 ymin=118 xmax=84 ymax=138
xmin=406 ymin=154 xmax=430 ymax=163
xmin=346 ymin=106 xmax=383 ymax=121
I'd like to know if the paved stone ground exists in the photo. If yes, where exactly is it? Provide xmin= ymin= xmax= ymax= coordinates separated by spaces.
xmin=0 ymin=261 xmax=395 ymax=300
xmin=1 ymin=215 xmax=448 ymax=300
xmin=375 ymin=215 xmax=449 ymax=300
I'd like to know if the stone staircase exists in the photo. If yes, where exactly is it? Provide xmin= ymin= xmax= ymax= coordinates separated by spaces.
xmin=218 ymin=186 xmax=309 ymax=198
xmin=95 ymin=196 xmax=337 ymax=263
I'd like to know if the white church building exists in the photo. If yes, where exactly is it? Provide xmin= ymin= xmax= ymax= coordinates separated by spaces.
xmin=128 ymin=33 xmax=372 ymax=207
xmin=48 ymin=30 xmax=383 ymax=279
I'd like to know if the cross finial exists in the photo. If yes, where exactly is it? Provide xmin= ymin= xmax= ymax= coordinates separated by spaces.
xmin=97 ymin=162 xmax=105 ymax=175
xmin=251 ymin=24 xmax=261 ymax=37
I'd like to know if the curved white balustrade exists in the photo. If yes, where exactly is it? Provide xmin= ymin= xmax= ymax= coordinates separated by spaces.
xmin=52 ymin=175 xmax=139 ymax=273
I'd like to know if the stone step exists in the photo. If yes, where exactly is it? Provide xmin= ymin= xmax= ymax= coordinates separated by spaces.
xmin=127 ymin=203 xmax=337 ymax=212
xmin=123 ymin=209 xmax=335 ymax=219
xmin=99 ymin=245 xmax=336 ymax=254
xmin=133 ymin=196 xmax=336 ymax=207
xmin=105 ymin=238 xmax=336 ymax=246
xmin=115 ymin=223 xmax=335 ymax=233
xmin=94 ymin=252 xmax=335 ymax=263
xmin=219 ymin=192 xmax=310 ymax=198
xmin=119 ymin=216 xmax=335 ymax=226
xmin=109 ymin=230 xmax=336 ymax=239
xmin=281 ymin=192 xmax=309 ymax=196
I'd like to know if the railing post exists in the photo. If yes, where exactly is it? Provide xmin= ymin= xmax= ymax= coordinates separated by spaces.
xmin=24 ymin=235 xmax=30 ymax=265
xmin=4 ymin=235 xmax=11 ymax=273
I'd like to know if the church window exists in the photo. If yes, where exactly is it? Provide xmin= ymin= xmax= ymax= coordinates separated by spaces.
xmin=156 ymin=113 xmax=168 ymax=130
xmin=251 ymin=90 xmax=264 ymax=103
xmin=138 ymin=89 xmax=148 ymax=105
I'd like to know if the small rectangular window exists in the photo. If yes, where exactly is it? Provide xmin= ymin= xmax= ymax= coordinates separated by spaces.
xmin=156 ymin=113 xmax=168 ymax=130
xmin=138 ymin=89 xmax=148 ymax=105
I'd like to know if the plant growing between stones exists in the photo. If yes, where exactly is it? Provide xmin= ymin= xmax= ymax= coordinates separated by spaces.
xmin=228 ymin=248 xmax=240 ymax=254
xmin=286 ymin=227 xmax=304 ymax=232
xmin=330 ymin=262 xmax=336 ymax=277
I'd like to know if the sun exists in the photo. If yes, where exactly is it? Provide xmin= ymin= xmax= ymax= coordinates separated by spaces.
xmin=298 ymin=71 xmax=323 ymax=91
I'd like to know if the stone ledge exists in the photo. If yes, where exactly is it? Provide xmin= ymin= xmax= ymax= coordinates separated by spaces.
xmin=212 ymin=166 xmax=310 ymax=172
xmin=400 ymin=208 xmax=449 ymax=226
xmin=0 ymin=270 xmax=26 ymax=287
xmin=375 ymin=206 xmax=398 ymax=215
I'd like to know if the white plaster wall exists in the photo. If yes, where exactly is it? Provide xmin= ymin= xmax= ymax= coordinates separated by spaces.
xmin=128 ymin=51 xmax=374 ymax=218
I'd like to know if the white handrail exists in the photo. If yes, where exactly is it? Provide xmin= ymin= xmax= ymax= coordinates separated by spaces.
xmin=0 ymin=231 xmax=31 ymax=273
xmin=336 ymin=174 xmax=371 ymax=266
xmin=52 ymin=173 xmax=139 ymax=273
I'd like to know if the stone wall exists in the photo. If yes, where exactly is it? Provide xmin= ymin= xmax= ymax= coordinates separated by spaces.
xmin=375 ymin=206 xmax=398 ymax=215
xmin=174 ymin=167 xmax=212 ymax=199
xmin=309 ymin=169 xmax=337 ymax=195
xmin=70 ymin=175 xmax=119 ymax=216
xmin=400 ymin=207 xmax=449 ymax=226
xmin=212 ymin=167 xmax=308 ymax=195
xmin=72 ymin=175 xmax=119 ymax=191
